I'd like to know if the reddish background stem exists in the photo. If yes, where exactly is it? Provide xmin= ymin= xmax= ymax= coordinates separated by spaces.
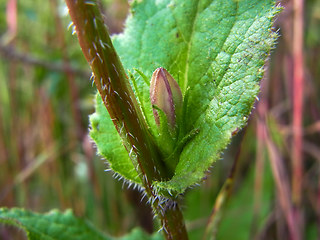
xmin=292 ymin=0 xmax=304 ymax=206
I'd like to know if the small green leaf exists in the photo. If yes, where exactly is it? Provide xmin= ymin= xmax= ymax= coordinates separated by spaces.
xmin=90 ymin=93 xmax=142 ymax=185
xmin=0 ymin=208 xmax=110 ymax=240
xmin=118 ymin=228 xmax=163 ymax=240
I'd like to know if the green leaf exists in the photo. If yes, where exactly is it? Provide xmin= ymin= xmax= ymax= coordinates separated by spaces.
xmin=0 ymin=208 xmax=164 ymax=240
xmin=0 ymin=208 xmax=110 ymax=240
xmin=92 ymin=0 xmax=280 ymax=194
xmin=90 ymin=93 xmax=142 ymax=185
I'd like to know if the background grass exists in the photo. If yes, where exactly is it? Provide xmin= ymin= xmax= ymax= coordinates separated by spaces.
xmin=0 ymin=0 xmax=320 ymax=239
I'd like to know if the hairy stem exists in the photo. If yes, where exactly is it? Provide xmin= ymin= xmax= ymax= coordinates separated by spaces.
xmin=66 ymin=0 xmax=166 ymax=183
xmin=65 ymin=1 xmax=188 ymax=239
xmin=160 ymin=202 xmax=188 ymax=240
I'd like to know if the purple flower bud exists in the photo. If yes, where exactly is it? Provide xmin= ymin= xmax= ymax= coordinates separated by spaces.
xmin=150 ymin=67 xmax=182 ymax=129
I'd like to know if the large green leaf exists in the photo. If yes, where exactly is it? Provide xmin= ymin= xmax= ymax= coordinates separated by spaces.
xmin=92 ymin=0 xmax=279 ymax=194
xmin=0 ymin=208 xmax=163 ymax=240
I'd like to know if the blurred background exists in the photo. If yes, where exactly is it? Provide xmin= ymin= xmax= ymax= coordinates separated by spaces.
xmin=0 ymin=0 xmax=319 ymax=239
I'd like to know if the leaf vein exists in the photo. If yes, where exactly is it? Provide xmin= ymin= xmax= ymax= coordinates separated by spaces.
xmin=183 ymin=0 xmax=201 ymax=93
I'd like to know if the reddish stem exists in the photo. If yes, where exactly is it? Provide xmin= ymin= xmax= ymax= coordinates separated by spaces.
xmin=292 ymin=0 xmax=304 ymax=238
xmin=292 ymin=0 xmax=304 ymax=206
xmin=264 ymin=126 xmax=300 ymax=240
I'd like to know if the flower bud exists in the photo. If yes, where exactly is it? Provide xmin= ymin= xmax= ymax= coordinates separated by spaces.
xmin=150 ymin=67 xmax=182 ymax=129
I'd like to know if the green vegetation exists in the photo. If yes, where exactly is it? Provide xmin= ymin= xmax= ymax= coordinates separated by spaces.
xmin=1 ymin=0 xmax=319 ymax=239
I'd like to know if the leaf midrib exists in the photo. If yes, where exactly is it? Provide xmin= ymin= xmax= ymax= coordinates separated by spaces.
xmin=182 ymin=0 xmax=201 ymax=94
